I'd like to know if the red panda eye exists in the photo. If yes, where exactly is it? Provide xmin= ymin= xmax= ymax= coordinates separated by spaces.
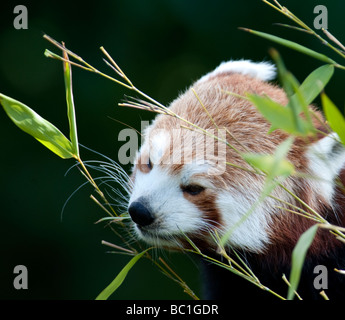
xmin=181 ymin=184 xmax=205 ymax=196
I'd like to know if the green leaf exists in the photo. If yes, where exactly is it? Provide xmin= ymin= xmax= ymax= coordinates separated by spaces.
xmin=0 ymin=93 xmax=75 ymax=159
xmin=287 ymin=224 xmax=319 ymax=300
xmin=248 ymin=94 xmax=311 ymax=135
xmin=243 ymin=28 xmax=336 ymax=64
xmin=249 ymin=50 xmax=318 ymax=137
xmin=244 ymin=137 xmax=295 ymax=196
xmin=95 ymin=248 xmax=151 ymax=300
xmin=242 ymin=154 xmax=294 ymax=177
xmin=248 ymin=94 xmax=292 ymax=132
xmin=295 ymin=64 xmax=334 ymax=105
xmin=63 ymin=46 xmax=79 ymax=157
xmin=270 ymin=49 xmax=310 ymax=134
xmin=322 ymin=93 xmax=345 ymax=146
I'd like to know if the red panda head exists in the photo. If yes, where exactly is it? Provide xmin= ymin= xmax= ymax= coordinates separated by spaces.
xmin=128 ymin=60 xmax=345 ymax=260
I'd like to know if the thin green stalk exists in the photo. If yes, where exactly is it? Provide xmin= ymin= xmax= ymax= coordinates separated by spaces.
xmin=231 ymin=249 xmax=259 ymax=281
xmin=263 ymin=0 xmax=345 ymax=60
xmin=275 ymin=187 xmax=345 ymax=246
xmin=158 ymin=257 xmax=199 ymax=300
xmin=224 ymin=127 xmax=250 ymax=153
xmin=269 ymin=194 xmax=321 ymax=221
xmin=77 ymin=157 xmax=118 ymax=217
xmin=44 ymin=35 xmax=133 ymax=90
xmin=282 ymin=274 xmax=302 ymax=300
xmin=225 ymin=162 xmax=259 ymax=175
xmin=278 ymin=183 xmax=326 ymax=222
xmin=100 ymin=46 xmax=168 ymax=111
xmin=334 ymin=64 xmax=345 ymax=71
xmin=320 ymin=291 xmax=330 ymax=300
xmin=191 ymin=88 xmax=219 ymax=130
xmin=90 ymin=194 xmax=115 ymax=217
xmin=275 ymin=206 xmax=320 ymax=222
xmin=322 ymin=29 xmax=345 ymax=52
xmin=100 ymin=46 xmax=134 ymax=87
xmin=45 ymin=50 xmax=92 ymax=71
xmin=101 ymin=240 xmax=137 ymax=255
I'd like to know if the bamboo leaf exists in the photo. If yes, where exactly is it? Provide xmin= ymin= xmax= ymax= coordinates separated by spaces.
xmin=270 ymin=49 xmax=310 ymax=134
xmin=295 ymin=64 xmax=334 ymax=105
xmin=242 ymin=154 xmax=294 ymax=177
xmin=248 ymin=94 xmax=292 ymax=132
xmin=322 ymin=93 xmax=345 ymax=146
xmin=95 ymin=248 xmax=151 ymax=300
xmin=248 ymin=94 xmax=311 ymax=135
xmin=242 ymin=28 xmax=336 ymax=64
xmin=0 ymin=93 xmax=74 ymax=159
xmin=244 ymin=137 xmax=295 ymax=197
xmin=248 ymin=50 xmax=317 ymax=138
xmin=287 ymin=224 xmax=319 ymax=300
xmin=63 ymin=43 xmax=79 ymax=157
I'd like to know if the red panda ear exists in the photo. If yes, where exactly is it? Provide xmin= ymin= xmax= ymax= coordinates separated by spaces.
xmin=198 ymin=59 xmax=276 ymax=83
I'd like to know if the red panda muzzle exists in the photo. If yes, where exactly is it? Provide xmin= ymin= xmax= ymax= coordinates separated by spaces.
xmin=128 ymin=198 xmax=155 ymax=227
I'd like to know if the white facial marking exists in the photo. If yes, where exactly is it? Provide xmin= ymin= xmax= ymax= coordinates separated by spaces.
xmin=216 ymin=190 xmax=271 ymax=252
xmin=149 ymin=129 xmax=170 ymax=165
xmin=129 ymin=165 xmax=206 ymax=244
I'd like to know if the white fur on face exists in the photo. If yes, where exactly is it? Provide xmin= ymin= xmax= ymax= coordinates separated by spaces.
xmin=149 ymin=129 xmax=170 ymax=165
xmin=129 ymin=131 xmax=345 ymax=252
xmin=130 ymin=125 xmax=220 ymax=246
xmin=130 ymin=161 xmax=273 ymax=251
xmin=216 ymin=190 xmax=272 ymax=252
xmin=129 ymin=164 xmax=207 ymax=245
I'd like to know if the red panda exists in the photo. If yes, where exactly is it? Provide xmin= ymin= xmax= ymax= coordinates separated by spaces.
xmin=127 ymin=60 xmax=345 ymax=300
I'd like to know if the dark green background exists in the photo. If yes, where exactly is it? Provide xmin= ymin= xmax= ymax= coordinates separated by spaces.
xmin=0 ymin=0 xmax=343 ymax=299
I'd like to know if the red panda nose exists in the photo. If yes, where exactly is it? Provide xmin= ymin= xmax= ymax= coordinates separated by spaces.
xmin=128 ymin=200 xmax=155 ymax=226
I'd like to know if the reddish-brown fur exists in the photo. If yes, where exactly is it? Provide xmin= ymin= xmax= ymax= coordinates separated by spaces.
xmin=139 ymin=72 xmax=345 ymax=261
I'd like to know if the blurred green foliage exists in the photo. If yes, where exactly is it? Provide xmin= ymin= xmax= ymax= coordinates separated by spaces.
xmin=0 ymin=0 xmax=344 ymax=299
